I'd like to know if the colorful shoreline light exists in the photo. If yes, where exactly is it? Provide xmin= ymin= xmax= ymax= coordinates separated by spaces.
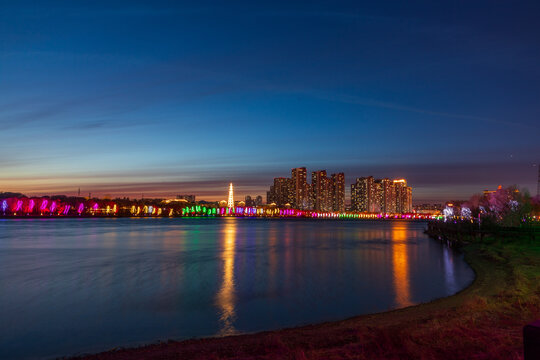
xmin=0 ymin=195 xmax=453 ymax=221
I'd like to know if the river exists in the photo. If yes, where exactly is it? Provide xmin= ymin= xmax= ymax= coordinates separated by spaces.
xmin=0 ymin=218 xmax=474 ymax=359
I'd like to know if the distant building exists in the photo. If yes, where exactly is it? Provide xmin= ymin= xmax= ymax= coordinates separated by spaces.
xmin=414 ymin=203 xmax=442 ymax=211
xmin=311 ymin=170 xmax=330 ymax=211
xmin=176 ymin=194 xmax=196 ymax=202
xmin=291 ymin=167 xmax=309 ymax=209
xmin=255 ymin=195 xmax=263 ymax=206
xmin=330 ymin=173 xmax=345 ymax=212
xmin=373 ymin=179 xmax=383 ymax=212
xmin=405 ymin=187 xmax=412 ymax=212
xmin=393 ymin=179 xmax=412 ymax=213
xmin=266 ymin=187 xmax=275 ymax=205
xmin=351 ymin=176 xmax=412 ymax=213
xmin=381 ymin=178 xmax=394 ymax=213
xmin=351 ymin=176 xmax=374 ymax=212
xmin=244 ymin=195 xmax=263 ymax=207
xmin=483 ymin=185 xmax=503 ymax=197
xmin=268 ymin=177 xmax=292 ymax=207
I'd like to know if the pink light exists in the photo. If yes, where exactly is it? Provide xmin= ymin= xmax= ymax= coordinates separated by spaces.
xmin=92 ymin=203 xmax=99 ymax=211
xmin=15 ymin=200 xmax=23 ymax=212
xmin=40 ymin=200 xmax=48 ymax=211
xmin=28 ymin=199 xmax=35 ymax=212
xmin=63 ymin=205 xmax=71 ymax=215
xmin=50 ymin=201 xmax=57 ymax=213
xmin=78 ymin=203 xmax=84 ymax=214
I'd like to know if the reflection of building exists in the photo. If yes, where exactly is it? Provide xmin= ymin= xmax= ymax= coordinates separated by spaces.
xmin=391 ymin=223 xmax=412 ymax=308
xmin=176 ymin=194 xmax=195 ymax=202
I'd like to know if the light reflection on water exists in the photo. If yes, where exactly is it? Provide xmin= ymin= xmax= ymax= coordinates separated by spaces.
xmin=0 ymin=218 xmax=474 ymax=360
xmin=216 ymin=219 xmax=237 ymax=335
xmin=391 ymin=223 xmax=413 ymax=308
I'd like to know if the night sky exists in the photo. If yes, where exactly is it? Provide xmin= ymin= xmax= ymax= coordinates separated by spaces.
xmin=1 ymin=1 xmax=539 ymax=202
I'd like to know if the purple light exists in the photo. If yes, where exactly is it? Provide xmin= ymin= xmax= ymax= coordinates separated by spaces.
xmin=2 ymin=200 xmax=7 ymax=212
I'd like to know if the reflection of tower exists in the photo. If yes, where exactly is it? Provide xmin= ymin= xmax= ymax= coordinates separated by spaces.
xmin=227 ymin=183 xmax=234 ymax=208
xmin=216 ymin=219 xmax=237 ymax=335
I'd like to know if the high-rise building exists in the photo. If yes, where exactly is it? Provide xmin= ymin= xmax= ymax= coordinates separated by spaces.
xmin=244 ymin=195 xmax=254 ymax=207
xmin=373 ymin=180 xmax=384 ymax=213
xmin=255 ymin=195 xmax=263 ymax=206
xmin=391 ymin=179 xmax=413 ymax=213
xmin=393 ymin=179 xmax=407 ymax=213
xmin=352 ymin=176 xmax=412 ymax=213
xmin=351 ymin=181 xmax=360 ymax=211
xmin=330 ymin=173 xmax=345 ymax=211
xmin=380 ymin=178 xmax=394 ymax=213
xmin=351 ymin=176 xmax=374 ymax=212
xmin=311 ymin=170 xmax=330 ymax=211
xmin=405 ymin=186 xmax=412 ymax=213
xmin=291 ymin=167 xmax=309 ymax=209
xmin=272 ymin=177 xmax=292 ymax=207
xmin=267 ymin=186 xmax=275 ymax=205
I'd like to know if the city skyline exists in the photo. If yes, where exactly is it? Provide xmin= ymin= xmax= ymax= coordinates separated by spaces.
xmin=1 ymin=1 xmax=539 ymax=202
xmin=0 ymin=165 xmax=536 ymax=204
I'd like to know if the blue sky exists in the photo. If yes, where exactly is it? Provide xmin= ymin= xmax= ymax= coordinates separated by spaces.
xmin=1 ymin=1 xmax=539 ymax=202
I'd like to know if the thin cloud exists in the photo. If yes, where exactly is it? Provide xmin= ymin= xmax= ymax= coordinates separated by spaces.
xmin=312 ymin=92 xmax=531 ymax=128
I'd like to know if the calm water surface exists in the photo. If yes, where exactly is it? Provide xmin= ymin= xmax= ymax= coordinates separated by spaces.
xmin=0 ymin=218 xmax=474 ymax=359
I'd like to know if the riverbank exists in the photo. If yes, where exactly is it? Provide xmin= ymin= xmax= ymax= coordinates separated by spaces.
xmin=76 ymin=228 xmax=539 ymax=360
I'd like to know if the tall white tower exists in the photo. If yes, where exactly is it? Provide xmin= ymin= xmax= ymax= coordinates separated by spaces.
xmin=227 ymin=183 xmax=234 ymax=208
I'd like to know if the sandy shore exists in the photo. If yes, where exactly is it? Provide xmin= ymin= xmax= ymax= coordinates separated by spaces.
xmin=74 ymin=234 xmax=539 ymax=360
